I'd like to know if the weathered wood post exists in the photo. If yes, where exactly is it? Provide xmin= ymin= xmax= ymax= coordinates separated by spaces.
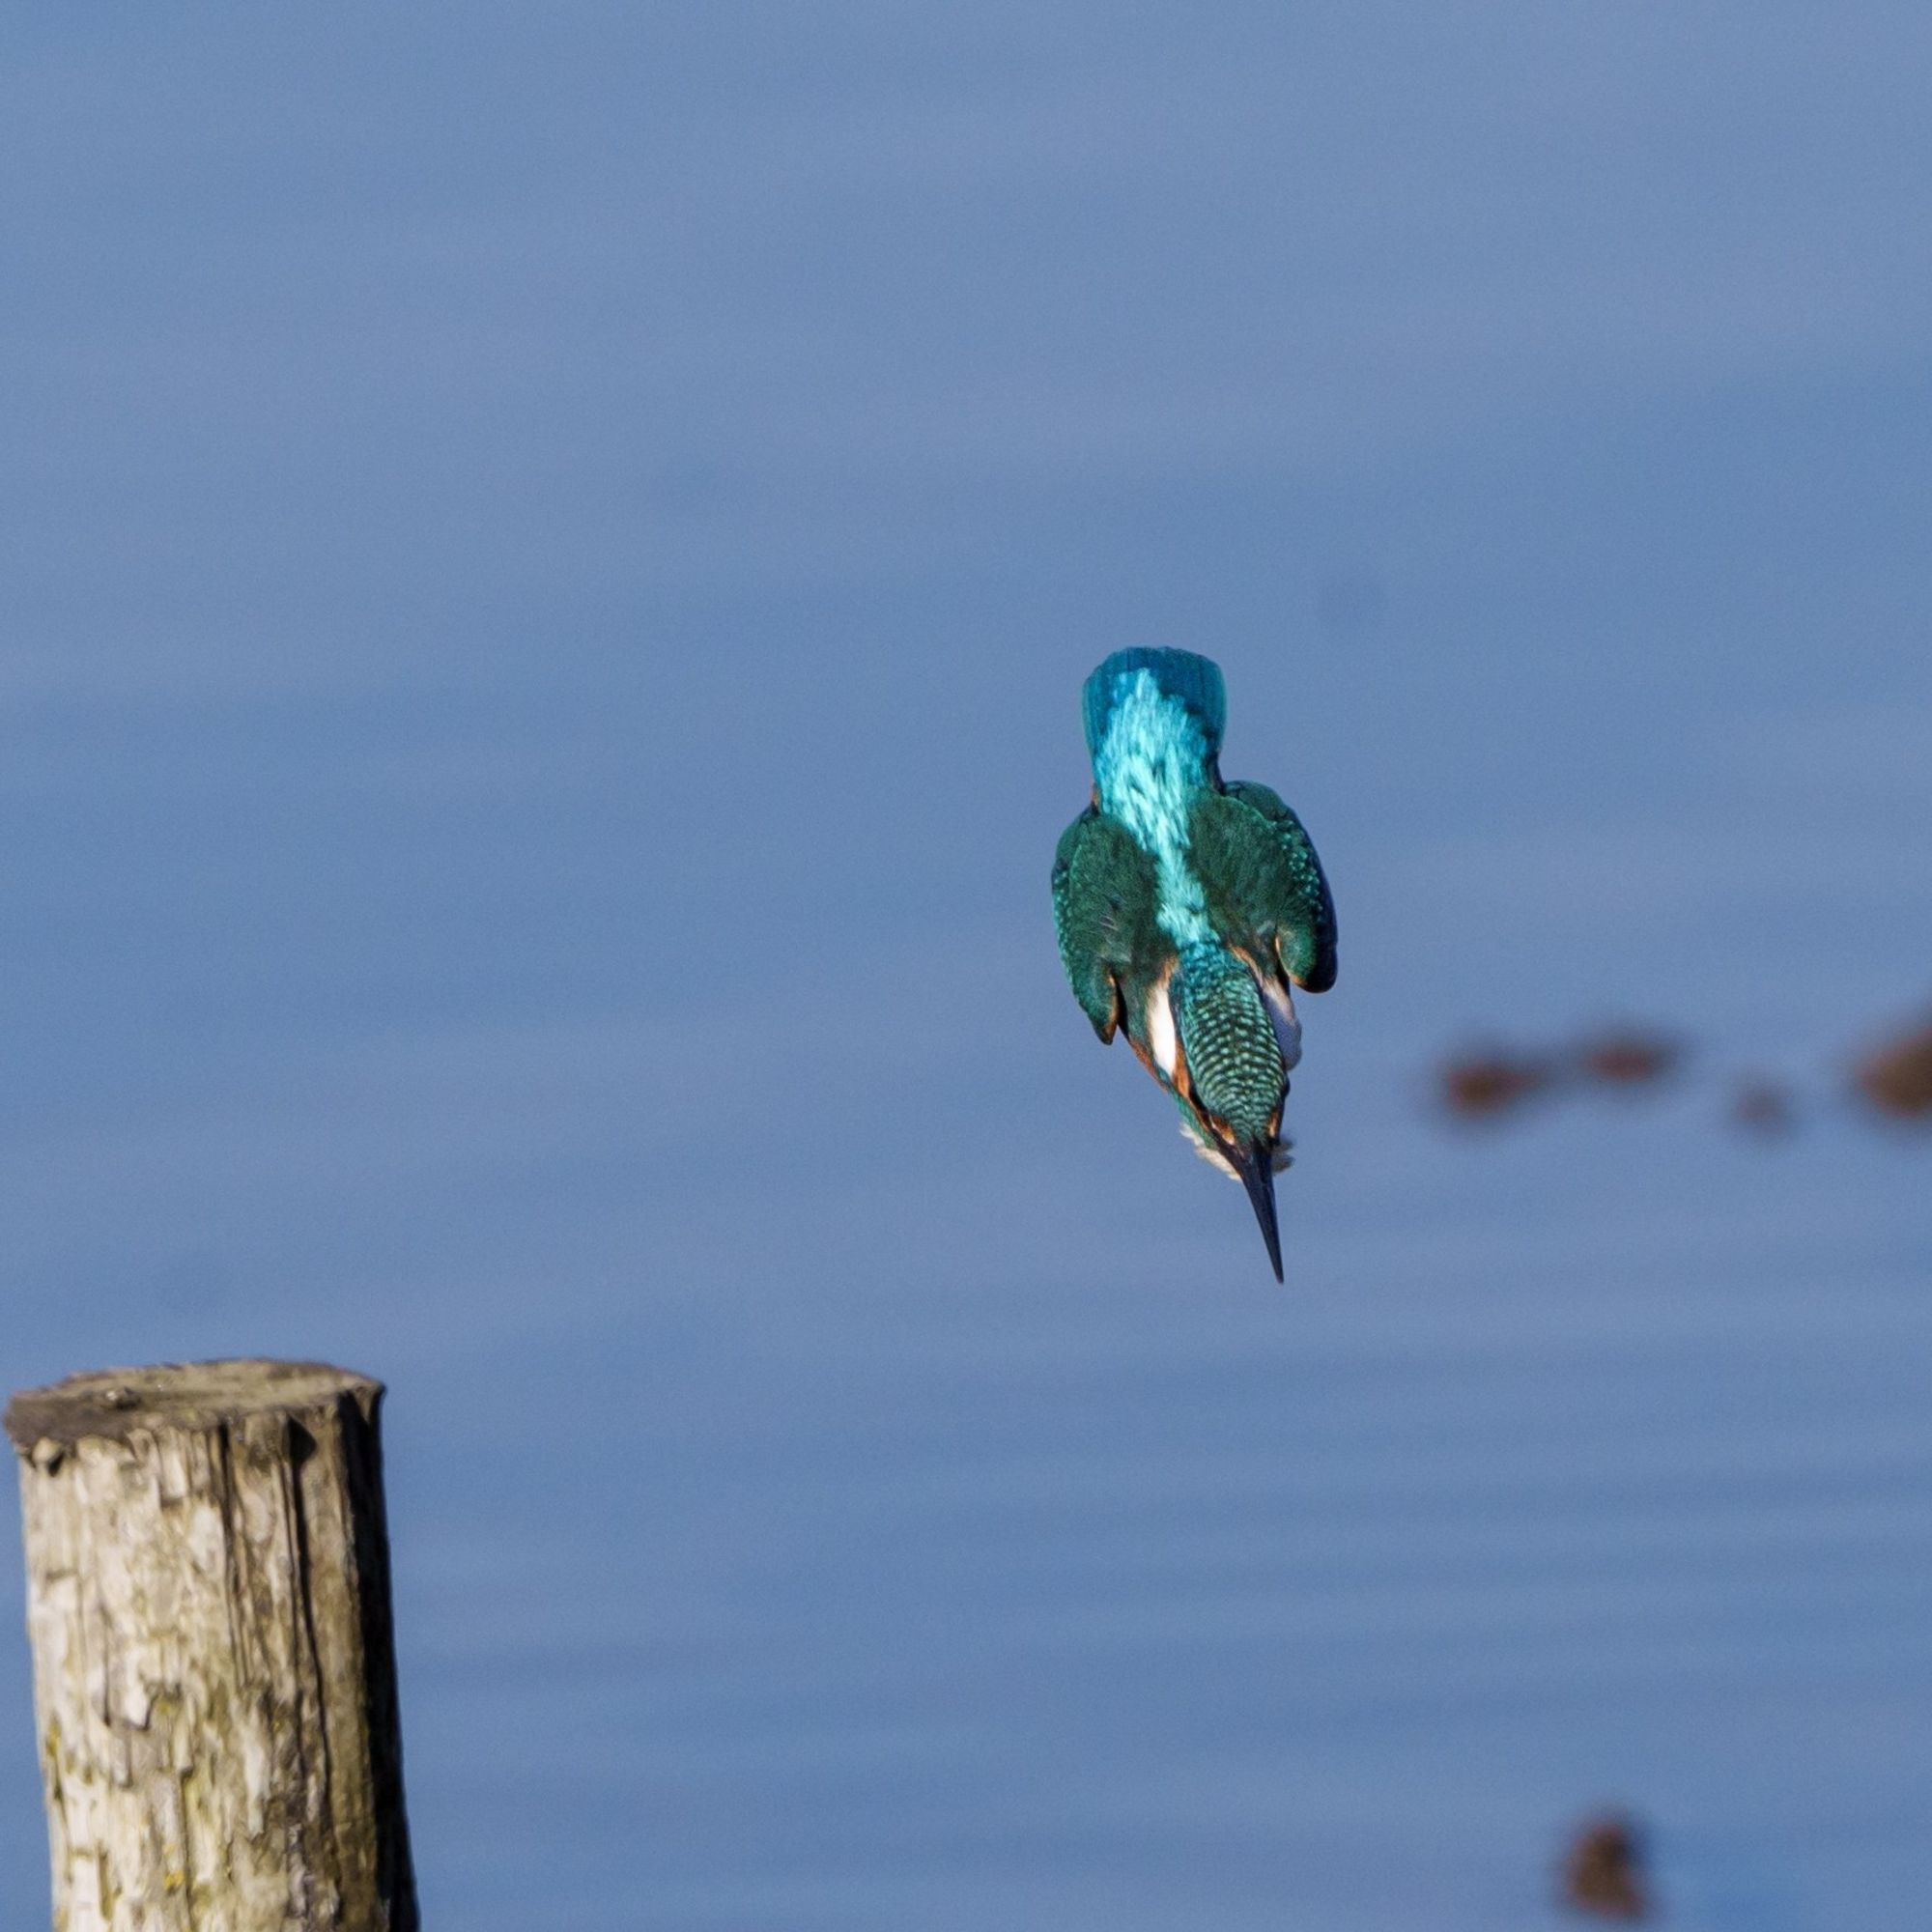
xmin=5 ymin=1360 xmax=418 ymax=1931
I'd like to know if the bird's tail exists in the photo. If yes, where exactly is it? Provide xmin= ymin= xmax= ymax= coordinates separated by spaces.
xmin=1082 ymin=648 xmax=1225 ymax=762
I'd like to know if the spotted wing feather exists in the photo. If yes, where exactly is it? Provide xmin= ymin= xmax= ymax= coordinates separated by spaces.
xmin=1051 ymin=808 xmax=1163 ymax=1041
xmin=1188 ymin=781 xmax=1337 ymax=993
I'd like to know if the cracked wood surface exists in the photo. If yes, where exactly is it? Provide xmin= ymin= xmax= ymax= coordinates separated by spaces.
xmin=7 ymin=1361 xmax=418 ymax=1932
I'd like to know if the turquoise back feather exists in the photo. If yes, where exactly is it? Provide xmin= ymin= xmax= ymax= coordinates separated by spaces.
xmin=1084 ymin=651 xmax=1225 ymax=950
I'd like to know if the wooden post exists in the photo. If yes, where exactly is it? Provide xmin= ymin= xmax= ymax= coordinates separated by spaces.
xmin=5 ymin=1360 xmax=419 ymax=1932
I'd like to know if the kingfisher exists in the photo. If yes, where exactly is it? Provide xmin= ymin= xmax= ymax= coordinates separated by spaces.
xmin=1051 ymin=648 xmax=1337 ymax=1280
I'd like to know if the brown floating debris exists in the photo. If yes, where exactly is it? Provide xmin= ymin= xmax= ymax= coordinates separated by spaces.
xmin=1574 ymin=1030 xmax=1682 ymax=1089
xmin=1731 ymin=1077 xmax=1795 ymax=1135
xmin=1561 ymin=1811 xmax=1650 ymax=1920
xmin=1439 ymin=1050 xmax=1554 ymax=1121
xmin=1852 ymin=1016 xmax=1932 ymax=1121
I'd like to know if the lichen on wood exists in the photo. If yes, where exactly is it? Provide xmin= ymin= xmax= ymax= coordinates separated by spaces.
xmin=6 ymin=1360 xmax=418 ymax=1931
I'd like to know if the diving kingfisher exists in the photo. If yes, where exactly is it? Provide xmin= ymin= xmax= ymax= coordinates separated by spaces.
xmin=1051 ymin=649 xmax=1337 ymax=1280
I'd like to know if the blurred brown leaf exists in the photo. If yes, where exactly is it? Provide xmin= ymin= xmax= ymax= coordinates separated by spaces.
xmin=1731 ymin=1078 xmax=1795 ymax=1135
xmin=1853 ymin=1018 xmax=1932 ymax=1121
xmin=1439 ymin=1052 xmax=1554 ymax=1121
xmin=1575 ymin=1031 xmax=1681 ymax=1088
xmin=1561 ymin=1812 xmax=1649 ymax=1921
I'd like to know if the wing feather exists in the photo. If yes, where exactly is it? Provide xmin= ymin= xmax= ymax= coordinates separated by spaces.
xmin=1051 ymin=808 xmax=1162 ymax=1041
xmin=1188 ymin=781 xmax=1337 ymax=993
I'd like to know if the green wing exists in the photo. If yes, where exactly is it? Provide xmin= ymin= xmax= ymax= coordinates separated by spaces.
xmin=1051 ymin=808 xmax=1162 ymax=1041
xmin=1188 ymin=781 xmax=1337 ymax=992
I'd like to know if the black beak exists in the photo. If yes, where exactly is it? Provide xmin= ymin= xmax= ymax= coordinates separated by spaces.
xmin=1231 ymin=1140 xmax=1284 ymax=1283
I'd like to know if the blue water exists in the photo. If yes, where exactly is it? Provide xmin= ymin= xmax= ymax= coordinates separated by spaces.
xmin=4 ymin=6 xmax=1931 ymax=1925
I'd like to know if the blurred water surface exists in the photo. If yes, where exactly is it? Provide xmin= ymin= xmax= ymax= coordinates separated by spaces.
xmin=4 ymin=6 xmax=1931 ymax=1926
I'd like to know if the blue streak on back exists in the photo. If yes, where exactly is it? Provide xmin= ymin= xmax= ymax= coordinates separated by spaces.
xmin=1088 ymin=664 xmax=1217 ymax=948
